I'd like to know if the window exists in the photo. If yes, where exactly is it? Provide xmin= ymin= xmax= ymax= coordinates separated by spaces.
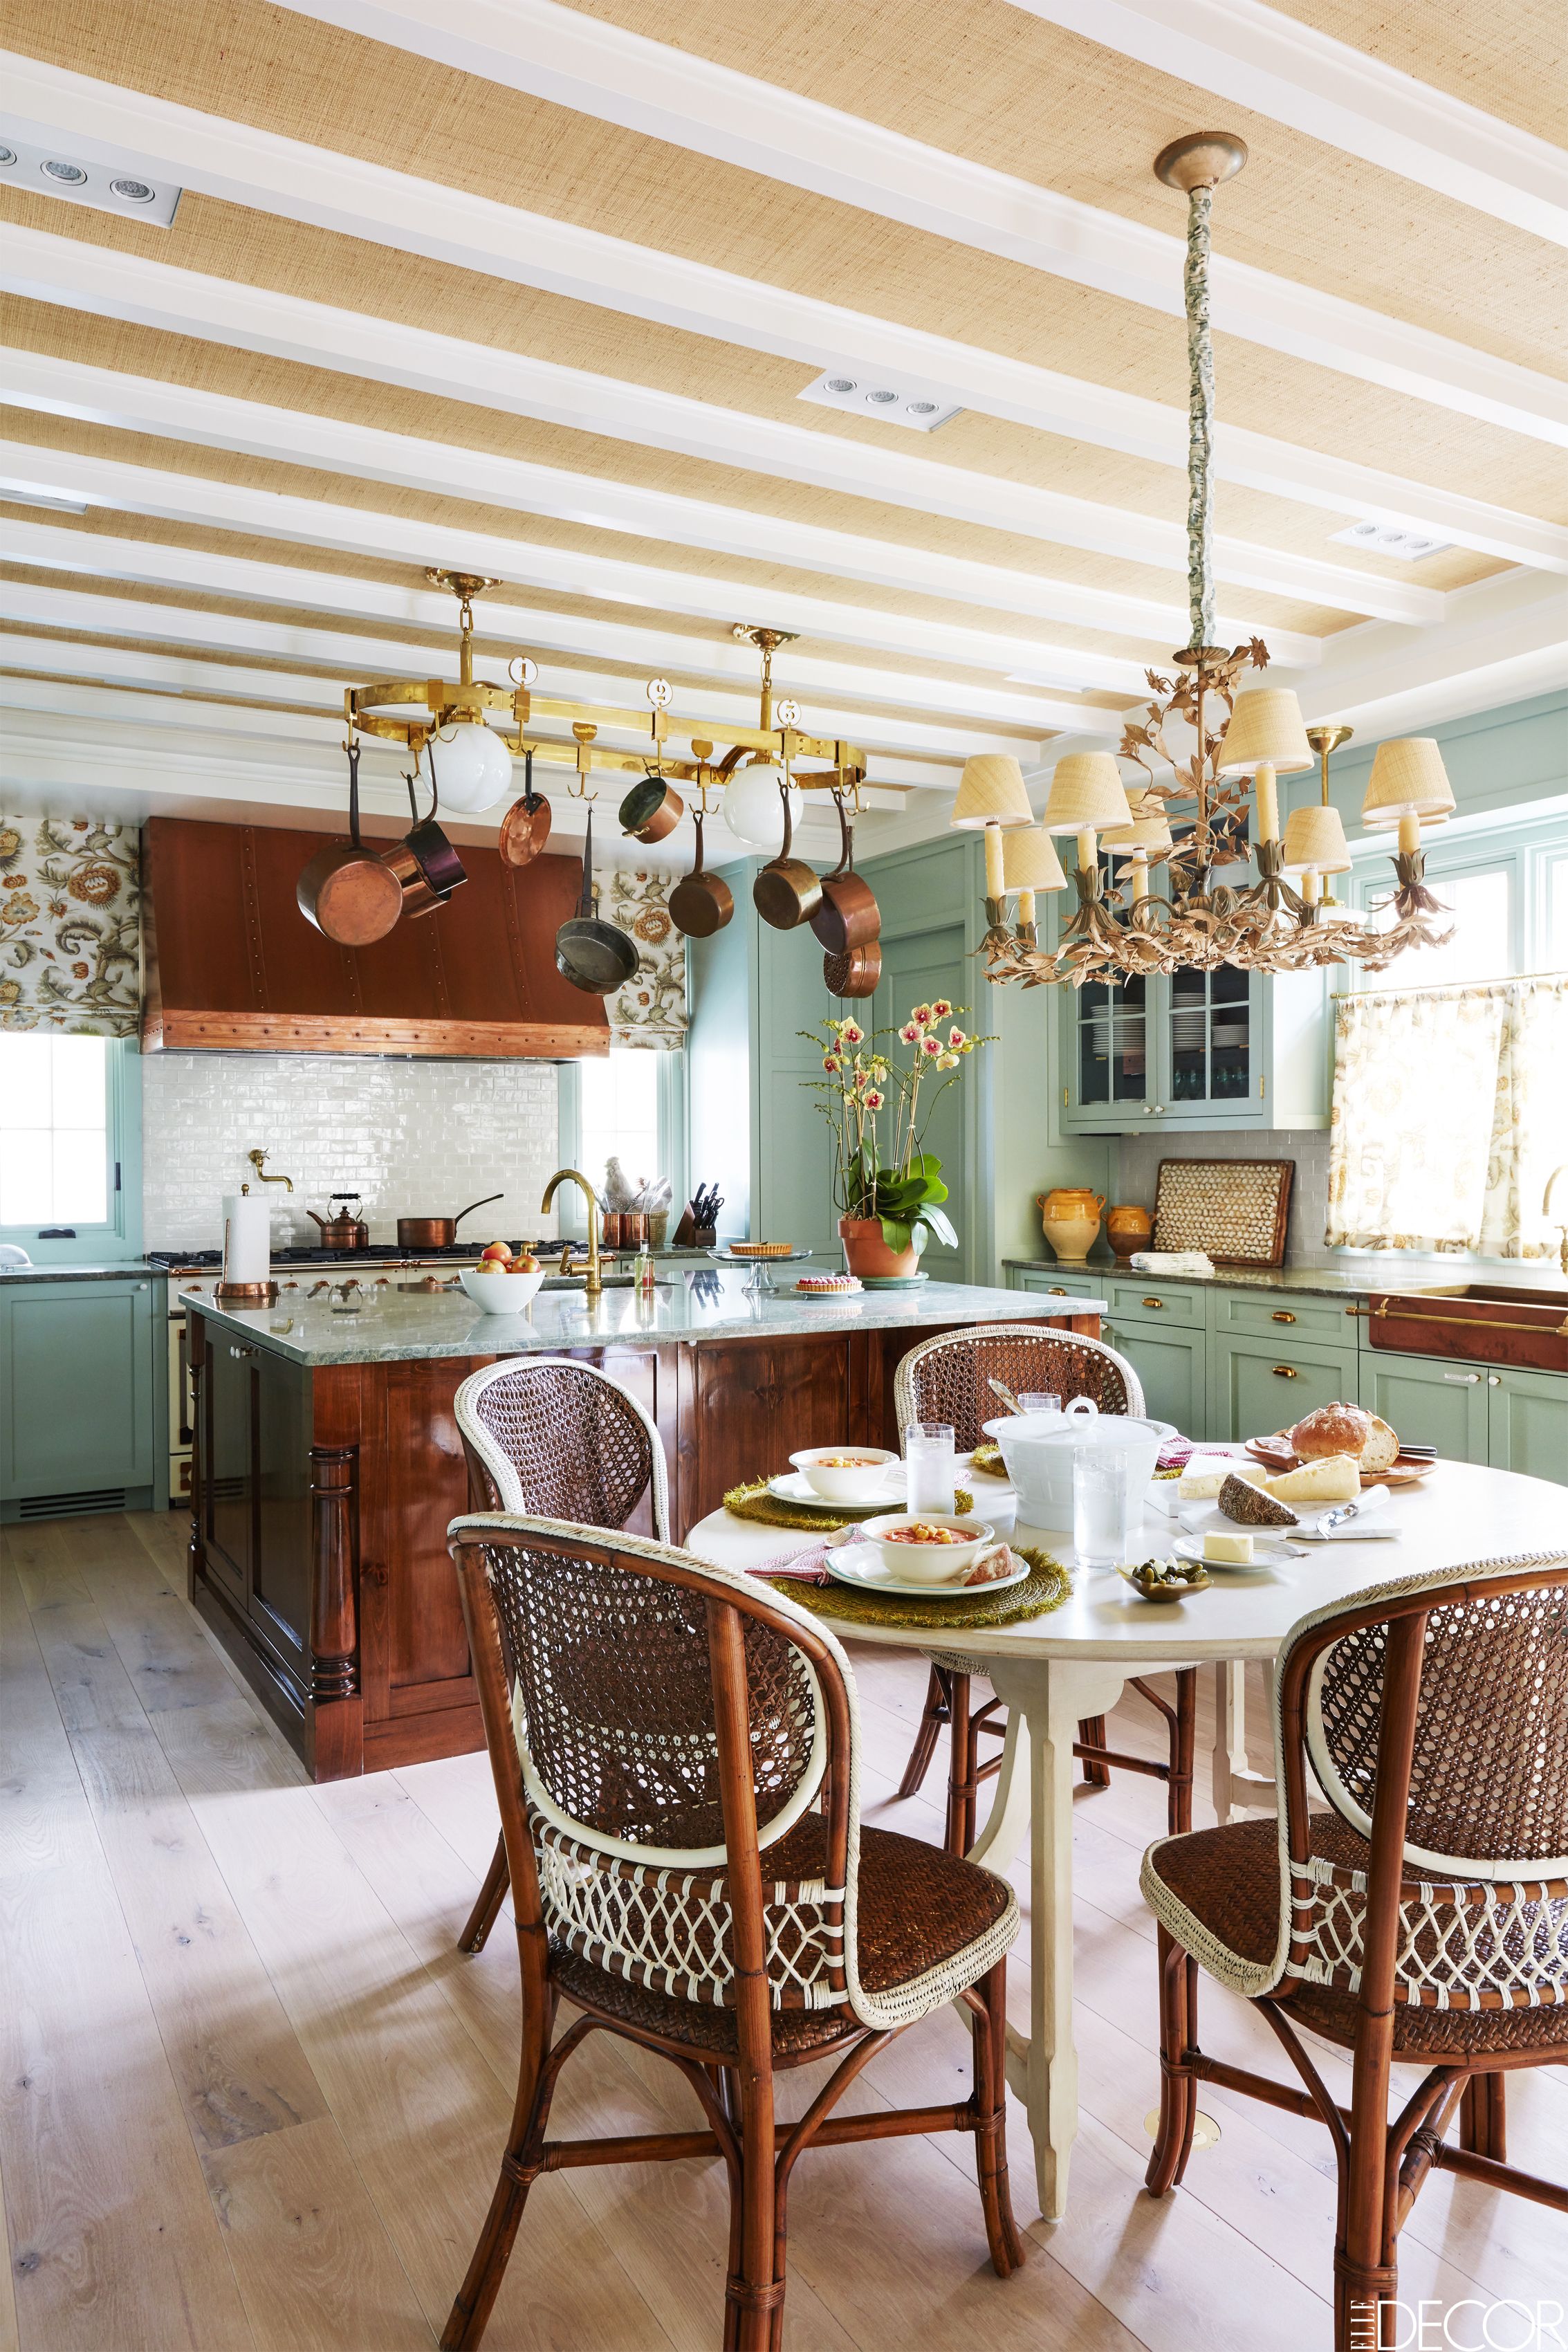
xmin=1388 ymin=866 xmax=1512 ymax=987
xmin=0 ymin=1035 xmax=111 ymax=1225
xmin=578 ymin=1049 xmax=661 ymax=1197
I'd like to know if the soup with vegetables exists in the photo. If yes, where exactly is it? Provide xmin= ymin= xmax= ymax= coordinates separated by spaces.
xmin=885 ymin=1522 xmax=968 ymax=1545
xmin=818 ymin=1455 xmax=885 ymax=1469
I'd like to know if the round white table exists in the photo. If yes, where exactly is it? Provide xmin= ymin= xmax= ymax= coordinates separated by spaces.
xmin=687 ymin=1460 xmax=1568 ymax=2223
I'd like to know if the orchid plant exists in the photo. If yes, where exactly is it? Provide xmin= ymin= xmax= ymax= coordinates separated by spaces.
xmin=800 ymin=1000 xmax=992 ymax=1257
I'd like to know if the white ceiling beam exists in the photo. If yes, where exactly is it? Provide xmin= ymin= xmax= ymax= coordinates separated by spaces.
xmin=0 ymin=348 xmax=1325 ymax=659
xmin=0 ymin=605 xmax=1037 ymax=762
xmin=1275 ymin=569 xmax=1568 ymax=737
xmin=0 ymin=226 xmax=1444 ymax=625
xmin=0 ymin=515 xmax=1125 ymax=731
xmin=260 ymin=0 xmax=1568 ymax=437
xmin=5 ymin=59 xmax=1562 ymax=574
xmin=1002 ymin=0 xmax=1568 ymax=250
xmin=0 ymin=438 xmax=1182 ymax=690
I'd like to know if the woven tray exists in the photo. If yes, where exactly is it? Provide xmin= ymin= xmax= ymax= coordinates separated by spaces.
xmin=724 ymin=1478 xmax=974 ymax=1532
xmin=1152 ymin=1157 xmax=1293 ymax=1267
xmin=768 ymin=1547 xmax=1071 ymax=1632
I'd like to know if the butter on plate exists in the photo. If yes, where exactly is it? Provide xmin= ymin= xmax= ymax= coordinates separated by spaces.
xmin=1203 ymin=1530 xmax=1254 ymax=1566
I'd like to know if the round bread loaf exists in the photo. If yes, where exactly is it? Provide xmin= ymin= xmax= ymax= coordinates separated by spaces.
xmin=1290 ymin=1402 xmax=1373 ymax=1462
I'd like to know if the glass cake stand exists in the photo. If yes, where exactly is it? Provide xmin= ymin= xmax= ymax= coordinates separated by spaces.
xmin=707 ymin=1246 xmax=814 ymax=1296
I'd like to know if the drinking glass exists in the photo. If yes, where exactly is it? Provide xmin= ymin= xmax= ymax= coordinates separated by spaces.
xmin=1072 ymin=1451 xmax=1141 ymax=1567
xmin=905 ymin=1422 xmax=957 ymax=1515
xmin=1017 ymin=1391 xmax=1063 ymax=1417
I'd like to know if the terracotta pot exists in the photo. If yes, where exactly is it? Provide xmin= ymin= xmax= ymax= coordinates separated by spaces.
xmin=1035 ymin=1186 xmax=1105 ymax=1265
xmin=1106 ymin=1204 xmax=1154 ymax=1260
xmin=839 ymin=1215 xmax=919 ymax=1279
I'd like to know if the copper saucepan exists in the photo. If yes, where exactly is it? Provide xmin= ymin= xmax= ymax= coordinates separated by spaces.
xmin=396 ymin=1193 xmax=505 ymax=1251
xmin=753 ymin=780 xmax=822 ymax=931
xmin=824 ymin=941 xmax=881 ymax=1000
xmin=619 ymin=773 xmax=685 ymax=845
xmin=298 ymin=744 xmax=404 ymax=946
xmin=381 ymin=768 xmax=467 ymax=917
xmin=669 ymin=808 xmax=734 ymax=938
xmin=810 ymin=790 xmax=879 ymax=953
xmin=499 ymin=748 xmax=553 ymax=867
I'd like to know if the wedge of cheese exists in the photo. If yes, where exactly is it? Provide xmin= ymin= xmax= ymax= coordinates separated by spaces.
xmin=1264 ymin=1453 xmax=1361 ymax=1505
xmin=1178 ymin=1455 xmax=1266 ymax=1502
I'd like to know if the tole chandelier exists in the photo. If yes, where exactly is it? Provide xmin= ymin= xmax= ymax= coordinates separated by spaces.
xmin=961 ymin=131 xmax=1455 ymax=989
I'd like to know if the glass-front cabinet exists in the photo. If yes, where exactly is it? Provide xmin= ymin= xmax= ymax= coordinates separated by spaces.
xmin=1062 ymin=960 xmax=1270 ymax=1132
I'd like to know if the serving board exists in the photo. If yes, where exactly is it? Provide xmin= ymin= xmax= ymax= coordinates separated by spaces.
xmin=1152 ymin=1157 xmax=1293 ymax=1267
xmin=1246 ymin=1432 xmax=1433 ymax=1488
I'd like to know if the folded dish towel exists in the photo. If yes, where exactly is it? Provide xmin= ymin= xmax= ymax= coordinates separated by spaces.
xmin=1127 ymin=1249 xmax=1215 ymax=1274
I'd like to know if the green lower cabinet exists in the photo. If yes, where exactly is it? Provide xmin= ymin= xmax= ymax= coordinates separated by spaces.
xmin=1357 ymin=1350 xmax=1491 ymax=1460
xmin=1209 ymin=1329 xmax=1361 ymax=1444
xmin=1008 ymin=1267 xmax=1103 ymax=1299
xmin=0 ymin=1276 xmax=160 ymax=1518
xmin=1486 ymin=1366 xmax=1568 ymax=1485
xmin=1101 ymin=1317 xmax=1208 ymax=1437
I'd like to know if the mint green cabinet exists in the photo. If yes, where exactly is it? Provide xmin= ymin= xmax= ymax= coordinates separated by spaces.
xmin=1009 ymin=1268 xmax=1103 ymax=1300
xmin=1209 ymin=1328 xmax=1361 ymax=1444
xmin=0 ymin=1276 xmax=160 ymax=1518
xmin=1357 ymin=1351 xmax=1489 ymax=1461
xmin=1486 ymin=1367 xmax=1568 ymax=1486
xmin=1101 ymin=1315 xmax=1208 ymax=1435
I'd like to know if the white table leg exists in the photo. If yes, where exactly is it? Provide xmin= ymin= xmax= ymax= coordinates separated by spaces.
xmin=1211 ymin=1657 xmax=1276 ymax=1823
xmin=984 ymin=1655 xmax=1127 ymax=2223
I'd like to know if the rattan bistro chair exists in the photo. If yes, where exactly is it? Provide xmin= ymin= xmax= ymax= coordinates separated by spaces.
xmin=1141 ymin=1552 xmax=1568 ymax=2352
xmin=892 ymin=1325 xmax=1199 ymax=1853
xmin=441 ymin=1514 xmax=1026 ymax=2352
xmin=452 ymin=1357 xmax=670 ymax=1955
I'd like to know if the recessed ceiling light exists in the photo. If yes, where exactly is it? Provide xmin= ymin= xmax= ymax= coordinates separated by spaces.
xmin=1329 ymin=519 xmax=1452 ymax=562
xmin=797 ymin=369 xmax=961 ymax=432
xmin=0 ymin=129 xmax=182 ymax=225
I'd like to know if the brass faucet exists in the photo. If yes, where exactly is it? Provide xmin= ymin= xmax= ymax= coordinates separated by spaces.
xmin=1544 ymin=1164 xmax=1568 ymax=1276
xmin=542 ymin=1168 xmax=603 ymax=1296
xmin=247 ymin=1148 xmax=294 ymax=1193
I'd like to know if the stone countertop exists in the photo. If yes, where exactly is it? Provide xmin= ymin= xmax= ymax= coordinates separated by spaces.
xmin=1002 ymin=1256 xmax=1568 ymax=1302
xmin=188 ymin=1271 xmax=1109 ymax=1368
xmin=0 ymin=1262 xmax=159 ymax=1283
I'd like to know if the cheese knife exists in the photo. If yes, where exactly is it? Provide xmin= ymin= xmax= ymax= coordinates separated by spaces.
xmin=1299 ymin=1485 xmax=1397 ymax=1541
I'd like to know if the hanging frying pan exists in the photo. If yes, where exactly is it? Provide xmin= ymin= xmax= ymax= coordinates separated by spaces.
xmin=381 ymin=762 xmax=466 ymax=917
xmin=498 ymin=748 xmax=553 ymax=867
xmin=809 ymin=789 xmax=879 ymax=953
xmin=619 ymin=771 xmax=685 ymax=845
xmin=824 ymin=940 xmax=881 ymax=999
xmin=753 ymin=780 xmax=822 ymax=930
xmin=298 ymin=744 xmax=404 ymax=945
xmin=668 ymin=807 xmax=734 ymax=938
xmin=554 ymin=808 xmax=639 ymax=995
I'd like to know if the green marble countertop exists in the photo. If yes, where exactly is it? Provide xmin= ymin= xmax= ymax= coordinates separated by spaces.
xmin=1002 ymin=1256 xmax=1567 ymax=1302
xmin=191 ymin=1270 xmax=1110 ymax=1368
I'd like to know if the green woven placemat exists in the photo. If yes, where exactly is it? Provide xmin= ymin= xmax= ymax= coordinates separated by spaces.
xmin=723 ymin=1479 xmax=975 ymax=1532
xmin=767 ymin=1546 xmax=1071 ymax=1632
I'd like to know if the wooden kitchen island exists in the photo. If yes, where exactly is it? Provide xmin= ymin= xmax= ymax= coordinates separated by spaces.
xmin=185 ymin=1269 xmax=1104 ymax=1780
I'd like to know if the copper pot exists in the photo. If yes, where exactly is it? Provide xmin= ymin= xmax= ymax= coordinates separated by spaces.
xmin=753 ymin=782 xmax=822 ymax=930
xmin=396 ymin=1193 xmax=504 ymax=1251
xmin=823 ymin=939 xmax=881 ymax=999
xmin=382 ymin=769 xmax=467 ymax=916
xmin=669 ymin=808 xmax=734 ymax=938
xmin=619 ymin=774 xmax=685 ymax=845
xmin=499 ymin=748 xmax=553 ymax=867
xmin=810 ymin=790 xmax=879 ymax=953
xmin=297 ymin=744 xmax=403 ymax=945
xmin=306 ymin=1195 xmax=369 ymax=1249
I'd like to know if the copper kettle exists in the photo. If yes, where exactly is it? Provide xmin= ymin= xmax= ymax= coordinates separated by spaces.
xmin=306 ymin=1194 xmax=369 ymax=1250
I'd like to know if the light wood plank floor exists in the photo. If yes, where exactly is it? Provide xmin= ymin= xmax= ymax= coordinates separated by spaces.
xmin=3 ymin=1509 xmax=1563 ymax=2352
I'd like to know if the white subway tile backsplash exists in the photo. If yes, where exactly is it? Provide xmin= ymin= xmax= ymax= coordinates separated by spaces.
xmin=1113 ymin=1128 xmax=1333 ymax=1264
xmin=142 ymin=1052 xmax=561 ymax=1249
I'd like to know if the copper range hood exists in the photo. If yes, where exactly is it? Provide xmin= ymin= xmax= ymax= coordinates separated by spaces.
xmin=141 ymin=817 xmax=609 ymax=1057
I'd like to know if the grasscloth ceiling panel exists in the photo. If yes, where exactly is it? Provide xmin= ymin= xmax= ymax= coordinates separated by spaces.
xmin=1264 ymin=0 xmax=1567 ymax=149
xmin=5 ymin=0 xmax=1565 ymax=451
xmin=0 ymin=187 xmax=1535 ymax=577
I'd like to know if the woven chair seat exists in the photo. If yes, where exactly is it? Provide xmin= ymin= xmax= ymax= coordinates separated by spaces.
xmin=1145 ymin=1816 xmax=1568 ymax=2061
xmin=550 ymin=1817 xmax=1015 ymax=2059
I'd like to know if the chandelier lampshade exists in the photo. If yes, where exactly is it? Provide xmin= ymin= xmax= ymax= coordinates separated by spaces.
xmin=1215 ymin=688 xmax=1315 ymax=776
xmin=1040 ymin=753 xmax=1133 ymax=834
xmin=951 ymin=754 xmax=1034 ymax=829
xmin=1280 ymin=802 xmax=1352 ymax=874
xmin=1361 ymin=738 xmax=1456 ymax=826
xmin=1100 ymin=794 xmax=1172 ymax=856
xmin=1002 ymin=825 xmax=1067 ymax=892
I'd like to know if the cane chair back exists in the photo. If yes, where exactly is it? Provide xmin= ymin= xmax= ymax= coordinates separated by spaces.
xmin=455 ymin=1357 xmax=670 ymax=1538
xmin=894 ymin=1323 xmax=1145 ymax=1450
xmin=450 ymin=1514 xmax=1017 ymax=2030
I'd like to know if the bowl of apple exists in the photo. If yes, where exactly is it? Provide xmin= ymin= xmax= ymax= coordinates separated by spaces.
xmin=461 ymin=1243 xmax=546 ymax=1313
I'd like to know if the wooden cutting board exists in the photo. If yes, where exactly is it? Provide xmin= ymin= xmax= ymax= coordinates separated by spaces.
xmin=1152 ymin=1157 xmax=1294 ymax=1267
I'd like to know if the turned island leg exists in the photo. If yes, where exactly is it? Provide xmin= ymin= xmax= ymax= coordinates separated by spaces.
xmin=308 ymin=1442 xmax=365 ymax=1778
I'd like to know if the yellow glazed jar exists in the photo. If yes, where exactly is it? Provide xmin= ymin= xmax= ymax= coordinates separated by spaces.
xmin=1035 ymin=1186 xmax=1105 ymax=1264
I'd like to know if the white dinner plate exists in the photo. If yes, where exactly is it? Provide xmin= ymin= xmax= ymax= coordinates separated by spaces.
xmin=824 ymin=1538 xmax=1028 ymax=1601
xmin=766 ymin=1469 xmax=904 ymax=1509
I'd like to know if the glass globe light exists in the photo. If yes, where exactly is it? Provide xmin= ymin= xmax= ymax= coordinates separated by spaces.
xmin=723 ymin=766 xmax=802 ymax=852
xmin=429 ymin=720 xmax=513 ymax=814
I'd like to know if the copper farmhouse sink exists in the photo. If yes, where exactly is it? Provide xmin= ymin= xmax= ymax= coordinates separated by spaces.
xmin=1356 ymin=1286 xmax=1568 ymax=1375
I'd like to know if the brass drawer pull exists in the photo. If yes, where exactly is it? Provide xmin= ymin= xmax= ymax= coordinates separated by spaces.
xmin=1271 ymin=1364 xmax=1299 ymax=1378
xmin=1141 ymin=1296 xmax=1165 ymax=1310
xmin=1271 ymin=1310 xmax=1296 ymax=1324
xmin=1049 ymin=1286 xmax=1067 ymax=1295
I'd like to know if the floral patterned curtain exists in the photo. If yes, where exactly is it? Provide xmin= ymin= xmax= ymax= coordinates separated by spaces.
xmin=593 ymin=865 xmax=688 ymax=1049
xmin=0 ymin=816 xmax=142 ymax=1037
xmin=1327 ymin=975 xmax=1568 ymax=1258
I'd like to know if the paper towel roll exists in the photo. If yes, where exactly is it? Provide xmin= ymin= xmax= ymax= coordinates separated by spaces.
xmin=222 ymin=1193 xmax=272 ymax=1287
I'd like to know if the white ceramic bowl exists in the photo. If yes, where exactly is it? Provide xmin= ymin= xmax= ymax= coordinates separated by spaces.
xmin=860 ymin=1513 xmax=995 ymax=1584
xmin=789 ymin=1445 xmax=899 ymax=1504
xmin=460 ymin=1265 xmax=546 ymax=1314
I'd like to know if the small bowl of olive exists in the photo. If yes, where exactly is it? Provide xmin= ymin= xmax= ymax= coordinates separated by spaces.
xmin=1117 ymin=1556 xmax=1211 ymax=1603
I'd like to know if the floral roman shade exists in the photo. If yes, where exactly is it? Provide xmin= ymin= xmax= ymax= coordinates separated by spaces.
xmin=0 ymin=816 xmax=142 ymax=1038
xmin=594 ymin=865 xmax=688 ymax=1049
xmin=1326 ymin=975 xmax=1568 ymax=1258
